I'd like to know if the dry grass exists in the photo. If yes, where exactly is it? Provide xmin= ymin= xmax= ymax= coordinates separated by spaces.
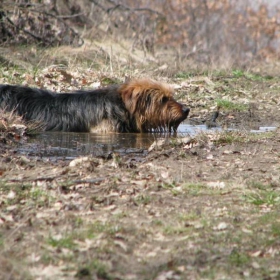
xmin=1 ymin=43 xmax=280 ymax=279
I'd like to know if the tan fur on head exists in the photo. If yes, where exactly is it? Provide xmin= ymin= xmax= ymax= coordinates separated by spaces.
xmin=119 ymin=78 xmax=173 ymax=100
xmin=118 ymin=78 xmax=188 ymax=132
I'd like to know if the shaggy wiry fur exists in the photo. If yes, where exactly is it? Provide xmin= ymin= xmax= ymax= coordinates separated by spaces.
xmin=0 ymin=78 xmax=190 ymax=133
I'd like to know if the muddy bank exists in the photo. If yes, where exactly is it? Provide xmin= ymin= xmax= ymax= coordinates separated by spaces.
xmin=1 ymin=72 xmax=280 ymax=279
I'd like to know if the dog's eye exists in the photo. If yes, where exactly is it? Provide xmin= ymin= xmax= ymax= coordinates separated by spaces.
xmin=161 ymin=97 xmax=169 ymax=103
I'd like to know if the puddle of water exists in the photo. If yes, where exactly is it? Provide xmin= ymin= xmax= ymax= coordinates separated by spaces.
xmin=22 ymin=132 xmax=152 ymax=158
xmin=178 ymin=123 xmax=222 ymax=135
xmin=18 ymin=124 xmax=205 ymax=158
xmin=18 ymin=123 xmax=277 ymax=159
xmin=250 ymin=126 xmax=277 ymax=133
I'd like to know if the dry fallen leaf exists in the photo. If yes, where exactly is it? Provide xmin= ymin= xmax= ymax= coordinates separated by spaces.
xmin=7 ymin=190 xmax=16 ymax=199
xmin=213 ymin=222 xmax=228 ymax=231
xmin=207 ymin=181 xmax=225 ymax=189
xmin=154 ymin=270 xmax=181 ymax=280
xmin=69 ymin=157 xmax=89 ymax=167
xmin=114 ymin=240 xmax=128 ymax=252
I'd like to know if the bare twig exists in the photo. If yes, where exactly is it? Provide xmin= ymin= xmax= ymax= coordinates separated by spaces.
xmin=90 ymin=0 xmax=164 ymax=17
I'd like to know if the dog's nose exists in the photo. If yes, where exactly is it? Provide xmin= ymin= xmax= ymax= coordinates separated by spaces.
xmin=182 ymin=105 xmax=190 ymax=115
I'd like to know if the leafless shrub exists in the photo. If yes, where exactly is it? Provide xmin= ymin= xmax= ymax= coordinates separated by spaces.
xmin=0 ymin=0 xmax=83 ymax=47
xmin=81 ymin=0 xmax=280 ymax=66
xmin=1 ymin=0 xmax=279 ymax=66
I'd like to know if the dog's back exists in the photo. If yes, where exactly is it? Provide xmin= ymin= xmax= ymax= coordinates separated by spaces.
xmin=0 ymin=84 xmax=131 ymax=132
xmin=0 ymin=84 xmax=54 ymax=111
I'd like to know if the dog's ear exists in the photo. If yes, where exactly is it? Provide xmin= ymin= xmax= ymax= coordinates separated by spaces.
xmin=119 ymin=83 xmax=142 ymax=115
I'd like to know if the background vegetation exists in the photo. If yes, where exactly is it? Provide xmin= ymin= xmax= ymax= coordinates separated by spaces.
xmin=1 ymin=0 xmax=280 ymax=68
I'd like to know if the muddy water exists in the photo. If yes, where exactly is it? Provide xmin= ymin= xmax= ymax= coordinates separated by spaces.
xmin=24 ymin=131 xmax=153 ymax=158
xmin=18 ymin=124 xmax=204 ymax=159
xmin=18 ymin=123 xmax=276 ymax=159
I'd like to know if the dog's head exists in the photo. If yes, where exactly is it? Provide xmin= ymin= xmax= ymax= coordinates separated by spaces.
xmin=119 ymin=78 xmax=190 ymax=132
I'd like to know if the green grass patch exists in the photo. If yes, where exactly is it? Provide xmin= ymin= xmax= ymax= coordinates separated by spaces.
xmin=48 ymin=235 xmax=76 ymax=249
xmin=182 ymin=183 xmax=206 ymax=196
xmin=229 ymin=249 xmax=250 ymax=266
xmin=0 ymin=182 xmax=32 ymax=192
xmin=134 ymin=194 xmax=152 ymax=205
xmin=29 ymin=187 xmax=54 ymax=207
xmin=244 ymin=131 xmax=276 ymax=143
xmin=86 ymin=221 xmax=122 ymax=239
xmin=76 ymin=260 xmax=113 ymax=280
xmin=151 ymin=219 xmax=164 ymax=226
xmin=40 ymin=253 xmax=56 ymax=265
xmin=163 ymin=225 xmax=190 ymax=235
xmin=216 ymin=99 xmax=248 ymax=111
xmin=258 ymin=212 xmax=279 ymax=224
xmin=232 ymin=69 xmax=245 ymax=78
xmin=232 ymin=69 xmax=274 ymax=81
xmin=0 ymin=234 xmax=3 ymax=247
xmin=271 ymin=223 xmax=280 ymax=237
xmin=0 ymin=67 xmax=27 ymax=83
xmin=100 ymin=76 xmax=121 ymax=85
xmin=74 ymin=217 xmax=84 ymax=227
xmin=212 ymin=131 xmax=251 ymax=145
xmin=243 ymin=191 xmax=280 ymax=206
xmin=178 ymin=212 xmax=200 ymax=222
xmin=246 ymin=181 xmax=276 ymax=191
xmin=174 ymin=71 xmax=195 ymax=79
xmin=161 ymin=182 xmax=182 ymax=196
xmin=215 ymin=132 xmax=242 ymax=144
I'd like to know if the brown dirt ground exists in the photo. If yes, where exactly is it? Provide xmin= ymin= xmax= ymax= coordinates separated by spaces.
xmin=1 ymin=49 xmax=280 ymax=279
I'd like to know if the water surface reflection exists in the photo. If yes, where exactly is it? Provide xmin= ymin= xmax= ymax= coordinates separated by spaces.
xmin=19 ymin=123 xmax=276 ymax=159
xmin=21 ymin=123 xmax=202 ymax=158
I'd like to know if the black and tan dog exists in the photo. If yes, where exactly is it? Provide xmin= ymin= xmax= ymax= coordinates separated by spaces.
xmin=0 ymin=78 xmax=189 ymax=133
